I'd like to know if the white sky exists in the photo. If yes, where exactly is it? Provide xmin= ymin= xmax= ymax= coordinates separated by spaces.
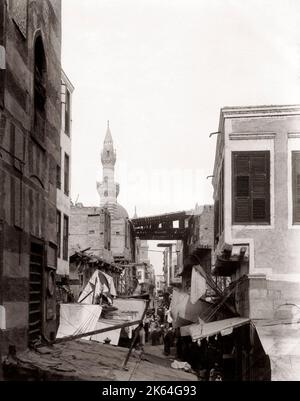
xmin=62 ymin=0 xmax=300 ymax=273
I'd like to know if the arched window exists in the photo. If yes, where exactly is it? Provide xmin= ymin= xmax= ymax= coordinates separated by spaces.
xmin=34 ymin=36 xmax=46 ymax=138
xmin=104 ymin=176 xmax=108 ymax=183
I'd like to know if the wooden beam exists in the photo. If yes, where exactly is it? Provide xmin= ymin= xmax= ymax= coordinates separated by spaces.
xmin=54 ymin=319 xmax=141 ymax=344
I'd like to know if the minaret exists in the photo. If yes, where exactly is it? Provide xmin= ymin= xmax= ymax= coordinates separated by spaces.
xmin=97 ymin=121 xmax=119 ymax=209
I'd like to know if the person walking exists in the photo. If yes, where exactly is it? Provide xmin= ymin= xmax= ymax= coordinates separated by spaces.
xmin=144 ymin=317 xmax=150 ymax=343
xmin=163 ymin=325 xmax=174 ymax=356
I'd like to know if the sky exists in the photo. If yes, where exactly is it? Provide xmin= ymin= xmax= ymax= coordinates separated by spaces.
xmin=62 ymin=0 xmax=300 ymax=273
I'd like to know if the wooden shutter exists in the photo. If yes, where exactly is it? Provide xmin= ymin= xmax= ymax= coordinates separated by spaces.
xmin=64 ymin=153 xmax=69 ymax=196
xmin=233 ymin=153 xmax=251 ymax=223
xmin=63 ymin=214 xmax=69 ymax=261
xmin=251 ymin=152 xmax=270 ymax=222
xmin=292 ymin=151 xmax=300 ymax=224
xmin=57 ymin=210 xmax=61 ymax=258
xmin=233 ymin=151 xmax=270 ymax=224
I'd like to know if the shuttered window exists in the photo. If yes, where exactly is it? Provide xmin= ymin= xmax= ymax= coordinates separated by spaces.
xmin=232 ymin=151 xmax=270 ymax=224
xmin=57 ymin=210 xmax=61 ymax=258
xmin=64 ymin=152 xmax=69 ymax=196
xmin=65 ymin=89 xmax=70 ymax=136
xmin=63 ymin=214 xmax=69 ymax=261
xmin=292 ymin=151 xmax=300 ymax=224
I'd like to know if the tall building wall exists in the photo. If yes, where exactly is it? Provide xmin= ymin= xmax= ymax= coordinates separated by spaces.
xmin=69 ymin=205 xmax=113 ymax=262
xmin=56 ymin=70 xmax=74 ymax=277
xmin=213 ymin=105 xmax=300 ymax=320
xmin=0 ymin=0 xmax=62 ymax=353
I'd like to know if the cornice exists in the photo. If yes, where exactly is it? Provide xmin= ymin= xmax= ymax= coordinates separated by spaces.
xmin=221 ymin=104 xmax=300 ymax=119
xmin=288 ymin=132 xmax=300 ymax=139
xmin=229 ymin=132 xmax=276 ymax=140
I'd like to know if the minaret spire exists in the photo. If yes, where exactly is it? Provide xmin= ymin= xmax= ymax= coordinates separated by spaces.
xmin=97 ymin=122 xmax=118 ymax=208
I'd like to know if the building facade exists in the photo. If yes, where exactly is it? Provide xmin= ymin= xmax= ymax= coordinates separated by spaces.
xmin=213 ymin=105 xmax=300 ymax=318
xmin=180 ymin=205 xmax=214 ymax=292
xmin=0 ymin=0 xmax=62 ymax=353
xmin=212 ymin=105 xmax=300 ymax=380
xmin=155 ymin=274 xmax=165 ymax=295
xmin=69 ymin=204 xmax=113 ymax=262
xmin=56 ymin=70 xmax=74 ymax=278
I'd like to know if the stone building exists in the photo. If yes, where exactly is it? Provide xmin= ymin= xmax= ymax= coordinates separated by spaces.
xmin=212 ymin=104 xmax=300 ymax=380
xmin=162 ymin=242 xmax=183 ymax=289
xmin=180 ymin=205 xmax=214 ymax=292
xmin=68 ymin=124 xmax=136 ymax=296
xmin=69 ymin=204 xmax=113 ymax=263
xmin=0 ymin=0 xmax=62 ymax=353
xmin=56 ymin=70 xmax=74 ymax=279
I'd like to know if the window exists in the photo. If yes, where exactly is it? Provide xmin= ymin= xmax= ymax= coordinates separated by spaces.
xmin=56 ymin=164 xmax=61 ymax=189
xmin=292 ymin=151 xmax=300 ymax=224
xmin=104 ymin=211 xmax=111 ymax=250
xmin=63 ymin=214 xmax=69 ymax=261
xmin=34 ymin=36 xmax=46 ymax=141
xmin=232 ymin=151 xmax=270 ymax=224
xmin=57 ymin=210 xmax=61 ymax=258
xmin=64 ymin=153 xmax=70 ymax=196
xmin=65 ymin=89 xmax=70 ymax=136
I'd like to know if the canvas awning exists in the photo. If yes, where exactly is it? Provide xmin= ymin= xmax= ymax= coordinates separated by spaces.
xmin=170 ymin=288 xmax=215 ymax=328
xmin=180 ymin=317 xmax=250 ymax=340
xmin=253 ymin=305 xmax=300 ymax=381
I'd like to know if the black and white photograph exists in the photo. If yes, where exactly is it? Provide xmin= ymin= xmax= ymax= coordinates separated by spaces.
xmin=1 ymin=0 xmax=300 ymax=385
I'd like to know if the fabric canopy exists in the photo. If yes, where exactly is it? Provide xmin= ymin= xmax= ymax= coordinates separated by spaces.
xmin=170 ymin=288 xmax=222 ymax=328
xmin=180 ymin=317 xmax=250 ymax=340
xmin=253 ymin=312 xmax=300 ymax=381
xmin=56 ymin=304 xmax=102 ymax=339
xmin=190 ymin=265 xmax=206 ymax=304
xmin=78 ymin=270 xmax=116 ymax=304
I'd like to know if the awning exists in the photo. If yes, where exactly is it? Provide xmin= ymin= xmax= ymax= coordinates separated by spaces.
xmin=180 ymin=317 xmax=250 ymax=340
xmin=170 ymin=288 xmax=216 ymax=328
xmin=253 ymin=317 xmax=300 ymax=381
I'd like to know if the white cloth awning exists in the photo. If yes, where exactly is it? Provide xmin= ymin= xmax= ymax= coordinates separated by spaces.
xmin=180 ymin=317 xmax=250 ymax=340
xmin=56 ymin=304 xmax=102 ymax=339
xmin=254 ymin=319 xmax=300 ymax=381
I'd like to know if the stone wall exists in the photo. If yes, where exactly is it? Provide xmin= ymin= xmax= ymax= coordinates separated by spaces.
xmin=69 ymin=205 xmax=113 ymax=261
xmin=0 ymin=0 xmax=61 ymax=354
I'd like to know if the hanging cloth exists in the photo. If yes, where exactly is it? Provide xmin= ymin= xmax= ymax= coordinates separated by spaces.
xmin=190 ymin=265 xmax=206 ymax=304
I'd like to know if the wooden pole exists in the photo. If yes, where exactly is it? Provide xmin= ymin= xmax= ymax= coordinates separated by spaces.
xmin=122 ymin=299 xmax=150 ymax=369
xmin=78 ymin=289 xmax=94 ymax=303
xmin=54 ymin=319 xmax=141 ymax=344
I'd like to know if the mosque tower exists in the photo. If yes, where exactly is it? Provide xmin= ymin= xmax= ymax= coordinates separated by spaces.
xmin=97 ymin=122 xmax=127 ymax=219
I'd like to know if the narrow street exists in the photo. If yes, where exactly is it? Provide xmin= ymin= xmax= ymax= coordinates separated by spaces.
xmin=3 ymin=340 xmax=197 ymax=381
xmin=1 ymin=0 xmax=300 ymax=385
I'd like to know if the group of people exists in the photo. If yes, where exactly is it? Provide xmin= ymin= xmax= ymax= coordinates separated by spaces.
xmin=134 ymin=310 xmax=175 ymax=356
